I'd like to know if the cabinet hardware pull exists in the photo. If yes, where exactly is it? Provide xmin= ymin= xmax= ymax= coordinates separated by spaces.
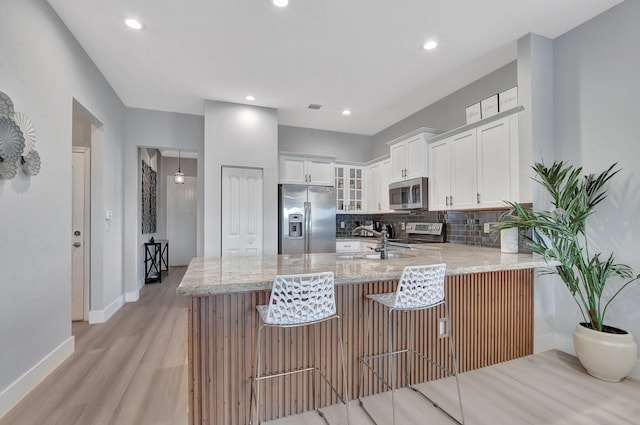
xmin=477 ymin=193 xmax=480 ymax=204
xmin=450 ymin=195 xmax=453 ymax=205
xmin=446 ymin=196 xmax=449 ymax=206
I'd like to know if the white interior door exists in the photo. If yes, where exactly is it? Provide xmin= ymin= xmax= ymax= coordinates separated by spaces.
xmin=221 ymin=167 xmax=263 ymax=255
xmin=72 ymin=149 xmax=89 ymax=321
xmin=167 ymin=176 xmax=197 ymax=266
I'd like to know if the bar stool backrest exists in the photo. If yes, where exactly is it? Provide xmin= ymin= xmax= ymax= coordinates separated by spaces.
xmin=265 ymin=271 xmax=336 ymax=325
xmin=393 ymin=264 xmax=447 ymax=309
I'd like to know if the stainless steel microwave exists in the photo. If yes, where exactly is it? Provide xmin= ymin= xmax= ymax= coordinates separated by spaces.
xmin=389 ymin=177 xmax=428 ymax=210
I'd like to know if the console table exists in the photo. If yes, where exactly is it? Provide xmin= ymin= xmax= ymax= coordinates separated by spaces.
xmin=144 ymin=239 xmax=169 ymax=283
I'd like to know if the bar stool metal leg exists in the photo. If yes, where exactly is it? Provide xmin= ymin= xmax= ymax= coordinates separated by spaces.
xmin=336 ymin=316 xmax=350 ymax=423
xmin=250 ymin=320 xmax=264 ymax=425
xmin=358 ymin=298 xmax=374 ymax=401
xmin=445 ymin=300 xmax=465 ymax=424
xmin=408 ymin=310 xmax=415 ymax=387
xmin=389 ymin=307 xmax=396 ymax=425
xmin=311 ymin=324 xmax=317 ymax=412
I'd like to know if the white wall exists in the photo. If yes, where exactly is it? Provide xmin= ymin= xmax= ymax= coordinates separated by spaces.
xmin=123 ymin=108 xmax=204 ymax=295
xmin=204 ymin=101 xmax=278 ymax=257
xmin=516 ymin=33 xmax=560 ymax=353
xmin=278 ymin=125 xmax=374 ymax=162
xmin=372 ymin=61 xmax=518 ymax=157
xmin=553 ymin=0 xmax=640 ymax=358
xmin=0 ymin=0 xmax=126 ymax=415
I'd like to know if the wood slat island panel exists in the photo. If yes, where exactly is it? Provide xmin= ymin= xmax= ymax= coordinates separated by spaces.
xmin=187 ymin=269 xmax=533 ymax=425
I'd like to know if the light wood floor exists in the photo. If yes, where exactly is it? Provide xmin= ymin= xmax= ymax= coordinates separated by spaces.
xmin=0 ymin=267 xmax=190 ymax=425
xmin=266 ymin=350 xmax=640 ymax=425
xmin=4 ymin=269 xmax=640 ymax=425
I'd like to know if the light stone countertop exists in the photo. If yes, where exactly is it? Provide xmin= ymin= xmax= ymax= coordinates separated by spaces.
xmin=177 ymin=243 xmax=555 ymax=296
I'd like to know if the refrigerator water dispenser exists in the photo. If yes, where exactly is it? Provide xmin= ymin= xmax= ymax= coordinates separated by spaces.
xmin=288 ymin=214 xmax=303 ymax=238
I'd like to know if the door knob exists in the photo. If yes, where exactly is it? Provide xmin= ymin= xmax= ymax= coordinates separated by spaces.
xmin=73 ymin=242 xmax=81 ymax=247
xmin=74 ymin=230 xmax=81 ymax=236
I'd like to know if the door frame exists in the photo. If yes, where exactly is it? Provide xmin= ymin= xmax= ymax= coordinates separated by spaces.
xmin=72 ymin=146 xmax=91 ymax=321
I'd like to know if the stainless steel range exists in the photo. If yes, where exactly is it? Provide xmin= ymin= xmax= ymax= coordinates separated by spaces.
xmin=404 ymin=222 xmax=446 ymax=243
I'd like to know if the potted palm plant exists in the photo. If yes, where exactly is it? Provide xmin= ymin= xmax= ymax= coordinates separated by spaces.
xmin=494 ymin=161 xmax=639 ymax=382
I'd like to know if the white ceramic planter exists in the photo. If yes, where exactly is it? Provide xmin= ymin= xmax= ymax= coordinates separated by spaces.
xmin=573 ymin=323 xmax=637 ymax=382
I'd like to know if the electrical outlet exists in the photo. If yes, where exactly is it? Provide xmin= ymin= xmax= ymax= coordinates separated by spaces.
xmin=438 ymin=318 xmax=448 ymax=338
xmin=400 ymin=222 xmax=405 ymax=230
xmin=340 ymin=221 xmax=345 ymax=229
xmin=484 ymin=222 xmax=491 ymax=233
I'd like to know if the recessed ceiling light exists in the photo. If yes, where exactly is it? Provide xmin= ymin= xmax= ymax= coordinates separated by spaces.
xmin=245 ymin=95 xmax=256 ymax=101
xmin=342 ymin=109 xmax=351 ymax=116
xmin=423 ymin=40 xmax=438 ymax=50
xmin=272 ymin=0 xmax=289 ymax=7
xmin=125 ymin=18 xmax=143 ymax=30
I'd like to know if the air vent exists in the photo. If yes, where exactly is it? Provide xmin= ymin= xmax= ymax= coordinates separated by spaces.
xmin=308 ymin=104 xmax=322 ymax=110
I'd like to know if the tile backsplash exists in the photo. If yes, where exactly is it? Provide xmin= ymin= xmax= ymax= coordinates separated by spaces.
xmin=337 ymin=206 xmax=531 ymax=250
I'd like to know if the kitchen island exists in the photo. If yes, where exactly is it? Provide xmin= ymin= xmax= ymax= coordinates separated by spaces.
xmin=178 ymin=244 xmax=552 ymax=425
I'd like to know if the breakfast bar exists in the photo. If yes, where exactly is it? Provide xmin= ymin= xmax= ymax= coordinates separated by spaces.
xmin=178 ymin=244 xmax=551 ymax=425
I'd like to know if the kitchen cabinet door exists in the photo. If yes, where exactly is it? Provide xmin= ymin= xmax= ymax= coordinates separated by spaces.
xmin=450 ymin=130 xmax=478 ymax=209
xmin=380 ymin=159 xmax=392 ymax=212
xmin=477 ymin=117 xmax=512 ymax=208
xmin=428 ymin=139 xmax=451 ymax=211
xmin=389 ymin=142 xmax=406 ymax=182
xmin=366 ymin=162 xmax=382 ymax=212
xmin=307 ymin=159 xmax=334 ymax=185
xmin=405 ymin=134 xmax=427 ymax=179
xmin=335 ymin=165 xmax=364 ymax=213
xmin=279 ymin=156 xmax=307 ymax=184
xmin=336 ymin=240 xmax=360 ymax=252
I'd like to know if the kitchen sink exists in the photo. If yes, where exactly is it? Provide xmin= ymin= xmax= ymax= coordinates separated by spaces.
xmin=336 ymin=252 xmax=409 ymax=260
xmin=336 ymin=254 xmax=357 ymax=260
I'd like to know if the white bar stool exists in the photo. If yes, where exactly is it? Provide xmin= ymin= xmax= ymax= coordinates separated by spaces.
xmin=249 ymin=271 xmax=350 ymax=425
xmin=358 ymin=264 xmax=464 ymax=424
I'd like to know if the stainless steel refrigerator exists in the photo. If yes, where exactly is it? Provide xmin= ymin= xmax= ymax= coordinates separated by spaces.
xmin=278 ymin=184 xmax=336 ymax=254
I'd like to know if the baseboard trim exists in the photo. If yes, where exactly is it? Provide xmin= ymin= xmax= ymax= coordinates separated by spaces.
xmin=88 ymin=294 xmax=124 ymax=324
xmin=533 ymin=332 xmax=556 ymax=354
xmin=0 ymin=336 xmax=74 ymax=419
xmin=124 ymin=290 xmax=139 ymax=303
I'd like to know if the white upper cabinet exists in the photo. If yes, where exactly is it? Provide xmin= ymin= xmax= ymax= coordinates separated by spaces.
xmin=380 ymin=159 xmax=392 ymax=212
xmin=366 ymin=158 xmax=393 ymax=213
xmin=450 ymin=130 xmax=478 ymax=209
xmin=427 ymin=113 xmax=524 ymax=211
xmin=428 ymin=140 xmax=451 ymax=211
xmin=476 ymin=117 xmax=517 ymax=208
xmin=428 ymin=130 xmax=477 ymax=211
xmin=279 ymin=155 xmax=334 ymax=186
xmin=387 ymin=129 xmax=440 ymax=183
xmin=366 ymin=162 xmax=382 ymax=212
xmin=335 ymin=164 xmax=364 ymax=213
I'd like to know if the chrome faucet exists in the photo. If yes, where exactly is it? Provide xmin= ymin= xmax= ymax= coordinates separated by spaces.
xmin=351 ymin=225 xmax=382 ymax=238
xmin=375 ymin=228 xmax=389 ymax=259
xmin=351 ymin=226 xmax=389 ymax=259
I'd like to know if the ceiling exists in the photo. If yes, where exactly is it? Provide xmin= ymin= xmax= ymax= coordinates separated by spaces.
xmin=47 ymin=0 xmax=622 ymax=136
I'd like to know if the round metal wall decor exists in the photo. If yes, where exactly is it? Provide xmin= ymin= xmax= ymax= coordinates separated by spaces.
xmin=0 ymin=91 xmax=15 ymax=118
xmin=0 ymin=91 xmax=41 ymax=180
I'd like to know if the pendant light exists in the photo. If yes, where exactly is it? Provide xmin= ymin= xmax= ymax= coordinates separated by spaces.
xmin=174 ymin=150 xmax=185 ymax=184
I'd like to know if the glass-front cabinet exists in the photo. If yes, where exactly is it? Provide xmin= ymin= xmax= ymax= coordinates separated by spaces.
xmin=335 ymin=165 xmax=364 ymax=213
